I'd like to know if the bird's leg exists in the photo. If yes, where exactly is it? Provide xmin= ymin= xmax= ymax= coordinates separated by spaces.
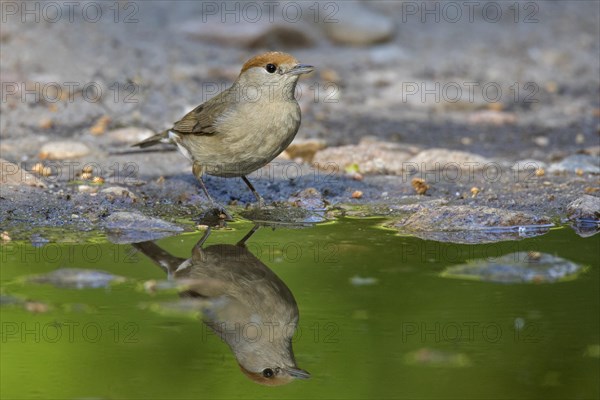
xmin=236 ymin=225 xmax=260 ymax=247
xmin=193 ymin=162 xmax=231 ymax=220
xmin=193 ymin=162 xmax=214 ymax=204
xmin=241 ymin=175 xmax=265 ymax=208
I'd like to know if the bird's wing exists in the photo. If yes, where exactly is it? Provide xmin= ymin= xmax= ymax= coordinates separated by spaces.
xmin=171 ymin=91 xmax=231 ymax=135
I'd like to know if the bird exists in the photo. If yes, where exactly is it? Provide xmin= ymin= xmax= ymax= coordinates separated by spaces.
xmin=133 ymin=225 xmax=310 ymax=386
xmin=133 ymin=52 xmax=314 ymax=210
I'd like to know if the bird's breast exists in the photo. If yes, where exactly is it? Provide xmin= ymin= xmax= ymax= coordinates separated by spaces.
xmin=185 ymin=100 xmax=301 ymax=177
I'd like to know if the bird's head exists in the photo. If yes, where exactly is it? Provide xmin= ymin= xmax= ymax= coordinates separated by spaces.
xmin=235 ymin=52 xmax=314 ymax=100
xmin=239 ymin=364 xmax=311 ymax=386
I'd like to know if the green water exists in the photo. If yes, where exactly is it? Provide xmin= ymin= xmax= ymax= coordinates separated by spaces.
xmin=1 ymin=219 xmax=599 ymax=399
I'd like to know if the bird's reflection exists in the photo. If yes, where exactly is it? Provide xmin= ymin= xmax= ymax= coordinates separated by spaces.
xmin=133 ymin=225 xmax=310 ymax=386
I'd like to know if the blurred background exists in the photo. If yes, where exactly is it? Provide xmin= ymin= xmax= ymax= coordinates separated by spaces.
xmin=1 ymin=0 xmax=599 ymax=165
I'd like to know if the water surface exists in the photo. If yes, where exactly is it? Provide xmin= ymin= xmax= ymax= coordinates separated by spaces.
xmin=1 ymin=219 xmax=598 ymax=399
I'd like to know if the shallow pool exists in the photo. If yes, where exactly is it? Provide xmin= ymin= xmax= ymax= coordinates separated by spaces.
xmin=1 ymin=219 xmax=598 ymax=399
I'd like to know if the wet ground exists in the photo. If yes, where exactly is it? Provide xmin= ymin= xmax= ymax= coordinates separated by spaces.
xmin=1 ymin=1 xmax=599 ymax=240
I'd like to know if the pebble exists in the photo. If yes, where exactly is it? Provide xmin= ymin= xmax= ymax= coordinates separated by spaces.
xmin=548 ymin=155 xmax=600 ymax=174
xmin=312 ymin=139 xmax=418 ymax=175
xmin=322 ymin=2 xmax=395 ymax=45
xmin=101 ymin=186 xmax=138 ymax=201
xmin=511 ymin=160 xmax=547 ymax=171
xmin=407 ymin=149 xmax=492 ymax=171
xmin=390 ymin=205 xmax=553 ymax=243
xmin=179 ymin=18 xmax=314 ymax=48
xmin=441 ymin=252 xmax=585 ymax=283
xmin=284 ymin=139 xmax=327 ymax=163
xmin=567 ymin=195 xmax=600 ymax=222
xmin=104 ymin=211 xmax=184 ymax=244
xmin=29 ymin=268 xmax=126 ymax=289
xmin=107 ymin=127 xmax=155 ymax=145
xmin=39 ymin=141 xmax=90 ymax=160
xmin=350 ymin=275 xmax=378 ymax=286
xmin=533 ymin=136 xmax=550 ymax=147
xmin=0 ymin=159 xmax=46 ymax=188
xmin=288 ymin=187 xmax=326 ymax=209
xmin=468 ymin=110 xmax=517 ymax=126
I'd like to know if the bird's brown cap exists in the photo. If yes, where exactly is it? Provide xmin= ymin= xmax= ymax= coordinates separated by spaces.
xmin=240 ymin=52 xmax=299 ymax=74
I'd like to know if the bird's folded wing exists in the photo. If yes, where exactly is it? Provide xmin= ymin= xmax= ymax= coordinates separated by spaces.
xmin=171 ymin=91 xmax=231 ymax=135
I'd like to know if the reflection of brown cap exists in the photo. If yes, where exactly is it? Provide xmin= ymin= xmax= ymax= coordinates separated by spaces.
xmin=239 ymin=364 xmax=310 ymax=386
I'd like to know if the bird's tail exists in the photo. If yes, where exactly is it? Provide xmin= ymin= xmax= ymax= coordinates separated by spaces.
xmin=132 ymin=130 xmax=170 ymax=148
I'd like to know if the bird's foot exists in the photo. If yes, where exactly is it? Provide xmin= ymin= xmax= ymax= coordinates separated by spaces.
xmin=196 ymin=205 xmax=233 ymax=227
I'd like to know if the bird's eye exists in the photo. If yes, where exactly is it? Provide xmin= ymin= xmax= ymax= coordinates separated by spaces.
xmin=262 ymin=368 xmax=275 ymax=378
xmin=265 ymin=64 xmax=277 ymax=73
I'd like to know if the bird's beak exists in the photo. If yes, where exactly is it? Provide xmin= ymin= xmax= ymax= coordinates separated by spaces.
xmin=285 ymin=367 xmax=311 ymax=379
xmin=287 ymin=64 xmax=314 ymax=76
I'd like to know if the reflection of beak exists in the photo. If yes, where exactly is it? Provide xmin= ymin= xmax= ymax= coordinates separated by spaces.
xmin=286 ymin=367 xmax=311 ymax=379
xmin=287 ymin=64 xmax=314 ymax=76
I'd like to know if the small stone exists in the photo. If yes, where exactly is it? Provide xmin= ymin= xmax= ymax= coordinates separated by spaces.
xmin=39 ymin=141 xmax=90 ymax=160
xmin=90 ymin=115 xmax=111 ymax=135
xmin=101 ymin=186 xmax=137 ymax=201
xmin=389 ymin=205 xmax=552 ymax=243
xmin=24 ymin=302 xmax=50 ymax=313
xmin=39 ymin=117 xmax=53 ymax=129
xmin=350 ymin=275 xmax=378 ymax=286
xmin=78 ymin=185 xmax=96 ymax=193
xmin=468 ymin=110 xmax=516 ymax=126
xmin=29 ymin=268 xmax=126 ymax=289
xmin=548 ymin=155 xmax=600 ymax=174
xmin=0 ymin=159 xmax=46 ymax=188
xmin=535 ymin=168 xmax=545 ymax=177
xmin=104 ymin=211 xmax=184 ymax=244
xmin=441 ymin=252 xmax=584 ymax=283
xmin=533 ymin=136 xmax=550 ymax=147
xmin=107 ymin=127 xmax=155 ymax=145
xmin=179 ymin=18 xmax=314 ymax=48
xmin=313 ymin=139 xmax=418 ymax=175
xmin=285 ymin=139 xmax=327 ymax=163
xmin=545 ymin=81 xmax=558 ymax=93
xmin=31 ymin=163 xmax=44 ymax=175
xmin=575 ymin=133 xmax=585 ymax=144
xmin=320 ymin=69 xmax=341 ymax=83
xmin=411 ymin=178 xmax=429 ymax=195
xmin=350 ymin=172 xmax=364 ymax=181
xmin=351 ymin=190 xmax=363 ymax=199
xmin=512 ymin=160 xmax=547 ymax=171
xmin=288 ymin=187 xmax=326 ymax=209
xmin=567 ymin=195 xmax=600 ymax=221
xmin=407 ymin=149 xmax=492 ymax=171
xmin=322 ymin=2 xmax=394 ymax=45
